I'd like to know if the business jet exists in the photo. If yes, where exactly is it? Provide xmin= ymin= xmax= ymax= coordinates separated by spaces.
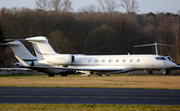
xmin=0 ymin=40 xmax=74 ymax=76
xmin=11 ymin=36 xmax=177 ymax=76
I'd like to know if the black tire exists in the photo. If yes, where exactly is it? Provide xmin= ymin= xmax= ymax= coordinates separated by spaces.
xmin=48 ymin=74 xmax=55 ymax=77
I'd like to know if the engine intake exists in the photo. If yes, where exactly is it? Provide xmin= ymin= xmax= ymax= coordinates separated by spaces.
xmin=46 ymin=54 xmax=75 ymax=65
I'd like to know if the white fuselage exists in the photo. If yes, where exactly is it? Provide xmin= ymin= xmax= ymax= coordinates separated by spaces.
xmin=73 ymin=55 xmax=172 ymax=68
xmin=47 ymin=54 xmax=176 ymax=73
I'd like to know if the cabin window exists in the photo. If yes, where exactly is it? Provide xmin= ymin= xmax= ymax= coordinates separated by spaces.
xmin=116 ymin=60 xmax=119 ymax=63
xmin=109 ymin=60 xmax=112 ymax=63
xmin=95 ymin=60 xmax=99 ymax=63
xmin=137 ymin=59 xmax=140 ymax=63
xmin=88 ymin=60 xmax=92 ymax=63
xmin=123 ymin=59 xmax=126 ymax=63
xmin=102 ymin=60 xmax=105 ymax=63
xmin=130 ymin=59 xmax=133 ymax=63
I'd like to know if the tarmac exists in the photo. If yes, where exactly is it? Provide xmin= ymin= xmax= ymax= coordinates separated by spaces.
xmin=0 ymin=87 xmax=180 ymax=105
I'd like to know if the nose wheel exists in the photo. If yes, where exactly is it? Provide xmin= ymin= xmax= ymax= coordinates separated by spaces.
xmin=161 ymin=69 xmax=171 ymax=76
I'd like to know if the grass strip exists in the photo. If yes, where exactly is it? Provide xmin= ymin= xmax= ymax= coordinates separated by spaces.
xmin=0 ymin=73 xmax=180 ymax=89
xmin=0 ymin=104 xmax=180 ymax=111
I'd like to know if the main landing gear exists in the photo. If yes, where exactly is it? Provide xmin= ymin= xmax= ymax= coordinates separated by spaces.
xmin=96 ymin=73 xmax=109 ymax=76
xmin=166 ymin=69 xmax=171 ymax=75
xmin=48 ymin=73 xmax=68 ymax=77
xmin=48 ymin=74 xmax=55 ymax=77
xmin=149 ymin=70 xmax=153 ymax=74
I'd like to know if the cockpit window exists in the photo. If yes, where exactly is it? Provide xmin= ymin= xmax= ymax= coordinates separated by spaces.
xmin=161 ymin=57 xmax=167 ymax=60
xmin=156 ymin=57 xmax=167 ymax=60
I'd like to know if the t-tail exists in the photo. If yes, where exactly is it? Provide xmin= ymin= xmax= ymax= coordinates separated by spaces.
xmin=25 ymin=36 xmax=75 ymax=66
xmin=134 ymin=41 xmax=174 ymax=55
xmin=25 ymin=36 xmax=57 ymax=60
xmin=0 ymin=41 xmax=37 ymax=61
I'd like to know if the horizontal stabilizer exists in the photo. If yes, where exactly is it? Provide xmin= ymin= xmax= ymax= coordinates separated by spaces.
xmin=156 ymin=44 xmax=174 ymax=47
xmin=134 ymin=43 xmax=155 ymax=47
xmin=5 ymin=39 xmax=26 ymax=41
xmin=0 ymin=43 xmax=8 ymax=45
xmin=25 ymin=37 xmax=47 ymax=42
xmin=134 ymin=41 xmax=174 ymax=55
xmin=5 ymin=38 xmax=45 ymax=42
xmin=134 ymin=43 xmax=174 ymax=47
xmin=0 ymin=41 xmax=22 ymax=46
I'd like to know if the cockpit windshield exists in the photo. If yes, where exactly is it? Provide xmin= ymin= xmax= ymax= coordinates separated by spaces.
xmin=156 ymin=57 xmax=167 ymax=60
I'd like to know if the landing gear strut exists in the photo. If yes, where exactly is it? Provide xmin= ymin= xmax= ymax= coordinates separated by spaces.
xmin=166 ymin=69 xmax=171 ymax=74
xmin=149 ymin=70 xmax=153 ymax=74
xmin=61 ymin=74 xmax=68 ymax=76
xmin=96 ymin=74 xmax=102 ymax=76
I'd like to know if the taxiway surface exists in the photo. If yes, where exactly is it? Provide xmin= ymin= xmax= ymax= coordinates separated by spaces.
xmin=0 ymin=87 xmax=180 ymax=105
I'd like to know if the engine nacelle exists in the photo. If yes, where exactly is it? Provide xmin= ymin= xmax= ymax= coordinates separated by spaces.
xmin=30 ymin=61 xmax=45 ymax=66
xmin=14 ymin=61 xmax=44 ymax=66
xmin=45 ymin=54 xmax=75 ymax=65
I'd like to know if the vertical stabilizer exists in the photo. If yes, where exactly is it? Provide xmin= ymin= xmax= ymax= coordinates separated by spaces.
xmin=0 ymin=41 xmax=37 ymax=61
xmin=25 ymin=36 xmax=57 ymax=59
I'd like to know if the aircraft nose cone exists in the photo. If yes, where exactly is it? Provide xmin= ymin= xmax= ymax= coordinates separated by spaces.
xmin=171 ymin=62 xmax=177 ymax=68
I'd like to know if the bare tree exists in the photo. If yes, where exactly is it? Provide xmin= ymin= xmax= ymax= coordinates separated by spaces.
xmin=178 ymin=10 xmax=180 ymax=15
xmin=79 ymin=4 xmax=98 ymax=13
xmin=171 ymin=19 xmax=180 ymax=61
xmin=98 ymin=0 xmax=120 ymax=13
xmin=98 ymin=0 xmax=106 ymax=13
xmin=35 ymin=0 xmax=49 ymax=11
xmin=120 ymin=0 xmax=139 ymax=16
xmin=62 ymin=0 xmax=73 ymax=13
xmin=48 ymin=0 xmax=63 ymax=12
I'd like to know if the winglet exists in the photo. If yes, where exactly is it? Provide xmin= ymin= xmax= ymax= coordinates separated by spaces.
xmin=15 ymin=55 xmax=30 ymax=67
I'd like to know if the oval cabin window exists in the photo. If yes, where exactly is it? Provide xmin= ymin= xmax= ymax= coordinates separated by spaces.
xmin=95 ymin=60 xmax=99 ymax=63
xmin=102 ymin=60 xmax=105 ymax=63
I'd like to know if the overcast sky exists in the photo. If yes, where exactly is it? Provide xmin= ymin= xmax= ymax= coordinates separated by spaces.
xmin=0 ymin=0 xmax=180 ymax=14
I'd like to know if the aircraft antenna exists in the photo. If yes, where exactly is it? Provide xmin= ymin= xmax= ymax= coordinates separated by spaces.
xmin=134 ymin=41 xmax=174 ymax=55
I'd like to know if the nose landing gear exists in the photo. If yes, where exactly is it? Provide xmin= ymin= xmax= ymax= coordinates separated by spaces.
xmin=161 ymin=69 xmax=171 ymax=76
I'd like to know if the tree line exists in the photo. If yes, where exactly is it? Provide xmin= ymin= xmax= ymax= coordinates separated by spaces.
xmin=0 ymin=3 xmax=180 ymax=66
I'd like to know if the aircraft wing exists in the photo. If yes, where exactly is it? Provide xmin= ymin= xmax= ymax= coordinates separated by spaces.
xmin=0 ymin=68 xmax=32 ymax=71
xmin=26 ymin=66 xmax=123 ymax=72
